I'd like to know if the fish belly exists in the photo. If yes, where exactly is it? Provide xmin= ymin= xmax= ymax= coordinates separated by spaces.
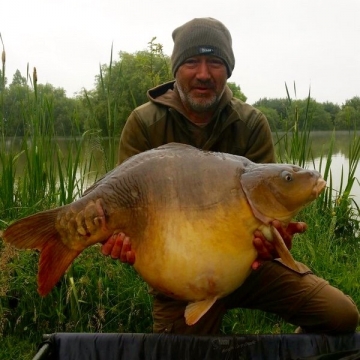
xmin=133 ymin=200 xmax=260 ymax=302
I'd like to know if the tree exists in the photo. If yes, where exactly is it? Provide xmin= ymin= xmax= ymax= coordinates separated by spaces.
xmin=253 ymin=97 xmax=335 ymax=131
xmin=253 ymin=98 xmax=289 ymax=121
xmin=36 ymin=83 xmax=80 ymax=135
xmin=344 ymin=96 xmax=360 ymax=110
xmin=227 ymin=82 xmax=246 ymax=102
xmin=297 ymin=99 xmax=333 ymax=131
xmin=2 ymin=70 xmax=30 ymax=135
xmin=2 ymin=69 xmax=80 ymax=136
xmin=334 ymin=97 xmax=360 ymax=130
xmin=82 ymin=39 xmax=173 ymax=137
xmin=323 ymin=101 xmax=340 ymax=127
xmin=256 ymin=106 xmax=280 ymax=131
xmin=11 ymin=69 xmax=26 ymax=87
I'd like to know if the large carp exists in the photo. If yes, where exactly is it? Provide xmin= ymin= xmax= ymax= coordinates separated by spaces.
xmin=2 ymin=143 xmax=326 ymax=325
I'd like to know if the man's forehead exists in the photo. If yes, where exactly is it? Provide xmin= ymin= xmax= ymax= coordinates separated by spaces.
xmin=185 ymin=54 xmax=224 ymax=62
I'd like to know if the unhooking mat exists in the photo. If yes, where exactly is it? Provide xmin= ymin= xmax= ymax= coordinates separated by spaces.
xmin=33 ymin=332 xmax=360 ymax=360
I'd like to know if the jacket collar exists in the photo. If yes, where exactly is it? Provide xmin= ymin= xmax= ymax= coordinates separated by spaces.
xmin=147 ymin=80 xmax=234 ymax=122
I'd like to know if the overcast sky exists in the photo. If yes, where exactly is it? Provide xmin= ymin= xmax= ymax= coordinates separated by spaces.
xmin=1 ymin=0 xmax=359 ymax=105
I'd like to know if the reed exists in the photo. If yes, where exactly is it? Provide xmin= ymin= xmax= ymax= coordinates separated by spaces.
xmin=275 ymin=82 xmax=313 ymax=167
xmin=1 ymin=33 xmax=5 ymax=138
xmin=275 ymin=84 xmax=360 ymax=241
xmin=83 ymin=44 xmax=119 ymax=172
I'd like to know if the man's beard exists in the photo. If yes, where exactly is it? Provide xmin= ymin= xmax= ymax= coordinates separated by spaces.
xmin=177 ymin=81 xmax=225 ymax=113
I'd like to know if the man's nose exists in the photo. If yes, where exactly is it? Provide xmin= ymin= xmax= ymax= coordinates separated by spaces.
xmin=195 ymin=61 xmax=211 ymax=80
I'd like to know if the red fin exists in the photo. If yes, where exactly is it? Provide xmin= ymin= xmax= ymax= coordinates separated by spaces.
xmin=3 ymin=207 xmax=80 ymax=295
xmin=38 ymin=239 xmax=80 ymax=296
xmin=3 ymin=208 xmax=61 ymax=250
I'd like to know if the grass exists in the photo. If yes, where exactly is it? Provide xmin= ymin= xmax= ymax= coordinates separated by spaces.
xmin=1 ymin=61 xmax=360 ymax=358
xmin=0 ymin=335 xmax=35 ymax=360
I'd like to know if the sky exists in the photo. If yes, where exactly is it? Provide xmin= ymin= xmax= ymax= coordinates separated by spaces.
xmin=1 ymin=0 xmax=359 ymax=105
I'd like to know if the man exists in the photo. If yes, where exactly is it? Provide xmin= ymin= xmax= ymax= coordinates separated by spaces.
xmin=102 ymin=17 xmax=359 ymax=335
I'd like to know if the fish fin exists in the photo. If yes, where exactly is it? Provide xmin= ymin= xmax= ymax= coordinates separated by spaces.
xmin=3 ymin=208 xmax=61 ymax=250
xmin=38 ymin=240 xmax=80 ymax=296
xmin=271 ymin=225 xmax=300 ymax=272
xmin=184 ymin=297 xmax=218 ymax=326
xmin=3 ymin=207 xmax=80 ymax=296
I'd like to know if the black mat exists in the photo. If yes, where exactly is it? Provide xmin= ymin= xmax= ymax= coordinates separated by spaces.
xmin=33 ymin=332 xmax=360 ymax=360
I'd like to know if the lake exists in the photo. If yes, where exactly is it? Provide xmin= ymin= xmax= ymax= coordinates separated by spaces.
xmin=295 ymin=131 xmax=360 ymax=202
xmin=2 ymin=131 xmax=360 ymax=202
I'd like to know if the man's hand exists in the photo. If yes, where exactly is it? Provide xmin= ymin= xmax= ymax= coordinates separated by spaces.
xmin=101 ymin=232 xmax=135 ymax=265
xmin=251 ymin=220 xmax=307 ymax=270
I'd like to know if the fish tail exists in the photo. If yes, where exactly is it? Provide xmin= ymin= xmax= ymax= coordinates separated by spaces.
xmin=3 ymin=208 xmax=80 ymax=296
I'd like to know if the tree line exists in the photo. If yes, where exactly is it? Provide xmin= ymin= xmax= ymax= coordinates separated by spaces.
xmin=1 ymin=39 xmax=359 ymax=138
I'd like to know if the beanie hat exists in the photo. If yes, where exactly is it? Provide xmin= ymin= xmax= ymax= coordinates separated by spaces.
xmin=171 ymin=17 xmax=235 ymax=78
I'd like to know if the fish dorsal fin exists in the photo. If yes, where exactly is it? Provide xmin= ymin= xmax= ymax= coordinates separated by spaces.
xmin=38 ymin=238 xmax=80 ymax=296
xmin=185 ymin=297 xmax=218 ymax=325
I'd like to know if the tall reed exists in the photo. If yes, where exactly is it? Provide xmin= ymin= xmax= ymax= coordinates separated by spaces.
xmin=83 ymin=44 xmax=119 ymax=172
xmin=275 ymin=84 xmax=360 ymax=240
xmin=1 ymin=33 xmax=5 ymax=138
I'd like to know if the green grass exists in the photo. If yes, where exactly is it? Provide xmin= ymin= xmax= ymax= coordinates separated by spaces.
xmin=0 ymin=335 xmax=35 ymax=360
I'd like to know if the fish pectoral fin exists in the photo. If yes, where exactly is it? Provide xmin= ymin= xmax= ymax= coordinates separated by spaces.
xmin=184 ymin=297 xmax=218 ymax=326
xmin=38 ymin=239 xmax=80 ymax=297
xmin=271 ymin=225 xmax=300 ymax=272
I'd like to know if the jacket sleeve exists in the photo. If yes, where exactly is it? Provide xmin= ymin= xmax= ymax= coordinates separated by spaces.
xmin=117 ymin=111 xmax=152 ymax=165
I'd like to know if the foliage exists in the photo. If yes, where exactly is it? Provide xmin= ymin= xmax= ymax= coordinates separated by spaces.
xmin=1 ymin=69 xmax=80 ymax=137
xmin=253 ymin=97 xmax=289 ymax=128
xmin=256 ymin=106 xmax=280 ymax=131
xmin=0 ymin=335 xmax=35 ymax=360
xmin=318 ymin=132 xmax=360 ymax=240
xmin=0 ymin=243 xmax=153 ymax=340
xmin=227 ymin=82 xmax=247 ymax=102
xmin=81 ymin=38 xmax=173 ymax=141
xmin=254 ymin=95 xmax=360 ymax=132
xmin=274 ymin=85 xmax=313 ymax=167
xmin=323 ymin=101 xmax=341 ymax=126
xmin=334 ymin=97 xmax=360 ymax=130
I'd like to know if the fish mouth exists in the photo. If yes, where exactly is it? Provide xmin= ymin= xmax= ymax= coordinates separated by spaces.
xmin=313 ymin=178 xmax=327 ymax=198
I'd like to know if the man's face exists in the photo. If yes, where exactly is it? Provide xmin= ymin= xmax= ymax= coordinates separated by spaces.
xmin=176 ymin=55 xmax=228 ymax=114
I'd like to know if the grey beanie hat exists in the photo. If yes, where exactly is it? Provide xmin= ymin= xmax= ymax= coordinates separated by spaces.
xmin=171 ymin=17 xmax=235 ymax=78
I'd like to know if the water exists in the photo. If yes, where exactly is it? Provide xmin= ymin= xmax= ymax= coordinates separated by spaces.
xmin=2 ymin=132 xmax=360 ymax=202
xmin=311 ymin=153 xmax=358 ymax=200
xmin=302 ymin=132 xmax=360 ymax=202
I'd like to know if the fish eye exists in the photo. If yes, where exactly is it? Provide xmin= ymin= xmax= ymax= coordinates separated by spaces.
xmin=282 ymin=171 xmax=293 ymax=182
